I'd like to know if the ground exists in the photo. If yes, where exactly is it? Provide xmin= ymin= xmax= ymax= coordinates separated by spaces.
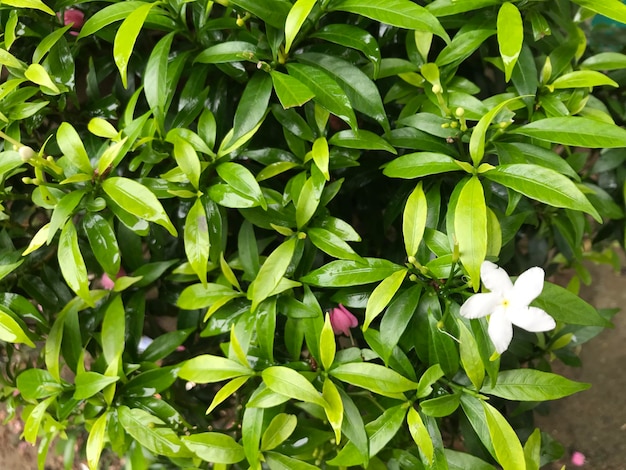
xmin=0 ymin=262 xmax=623 ymax=469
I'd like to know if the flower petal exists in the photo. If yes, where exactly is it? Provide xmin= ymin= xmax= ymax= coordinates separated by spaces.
xmin=511 ymin=266 xmax=545 ymax=306
xmin=460 ymin=293 xmax=501 ymax=319
xmin=481 ymin=261 xmax=513 ymax=295
xmin=508 ymin=306 xmax=555 ymax=332
xmin=488 ymin=308 xmax=513 ymax=354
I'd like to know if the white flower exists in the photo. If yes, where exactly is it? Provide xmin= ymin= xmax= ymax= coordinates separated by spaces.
xmin=460 ymin=261 xmax=556 ymax=354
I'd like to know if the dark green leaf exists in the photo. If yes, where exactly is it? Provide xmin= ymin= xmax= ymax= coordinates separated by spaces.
xmin=301 ymin=258 xmax=404 ymax=287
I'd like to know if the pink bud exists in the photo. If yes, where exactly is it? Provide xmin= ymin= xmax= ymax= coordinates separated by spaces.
xmin=60 ymin=9 xmax=85 ymax=36
xmin=329 ymin=304 xmax=358 ymax=336
xmin=100 ymin=268 xmax=126 ymax=290
xmin=571 ymin=451 xmax=586 ymax=466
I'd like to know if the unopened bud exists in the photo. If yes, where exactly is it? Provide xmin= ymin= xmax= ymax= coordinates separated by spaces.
xmin=409 ymin=274 xmax=418 ymax=282
xmin=408 ymin=256 xmax=417 ymax=264
xmin=450 ymin=121 xmax=458 ymax=128
xmin=19 ymin=146 xmax=36 ymax=162
xmin=455 ymin=107 xmax=465 ymax=117
xmin=431 ymin=84 xmax=442 ymax=94
xmin=21 ymin=177 xmax=32 ymax=184
xmin=236 ymin=16 xmax=245 ymax=27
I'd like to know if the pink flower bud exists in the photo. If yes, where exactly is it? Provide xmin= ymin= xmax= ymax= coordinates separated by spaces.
xmin=329 ymin=304 xmax=358 ymax=336
xmin=60 ymin=9 xmax=85 ymax=36
xmin=100 ymin=268 xmax=126 ymax=290
xmin=571 ymin=451 xmax=586 ymax=466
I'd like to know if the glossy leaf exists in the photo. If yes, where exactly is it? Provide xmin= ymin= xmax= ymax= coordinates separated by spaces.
xmin=182 ymin=433 xmax=246 ymax=464
xmin=261 ymin=413 xmax=297 ymax=451
xmin=383 ymin=152 xmax=462 ymax=179
xmin=195 ymin=41 xmax=259 ymax=64
xmin=113 ymin=3 xmax=154 ymax=88
xmin=171 ymin=135 xmax=201 ymax=189
xmin=534 ymin=282 xmax=609 ymax=326
xmin=482 ymin=401 xmax=525 ymax=470
xmin=217 ymin=162 xmax=266 ymax=210
xmin=480 ymin=369 xmax=590 ymax=401
xmin=363 ymin=268 xmax=407 ymax=330
xmin=58 ymin=220 xmax=91 ymax=304
xmin=330 ymin=362 xmax=417 ymax=397
xmin=230 ymin=0 xmax=291 ymax=28
xmin=265 ymin=452 xmax=319 ymax=470
xmin=550 ymin=70 xmax=618 ymax=89
xmin=74 ymin=372 xmax=119 ymax=400
xmin=312 ymin=24 xmax=381 ymax=71
xmin=87 ymin=412 xmax=108 ymax=470
xmin=262 ymin=366 xmax=326 ymax=407
xmin=102 ymin=177 xmax=177 ymax=236
xmin=497 ymin=2 xmax=523 ymax=82
xmin=16 ymin=369 xmax=62 ymax=399
xmin=308 ymin=227 xmax=363 ymax=263
xmin=301 ymin=258 xmax=404 ymax=287
xmin=57 ymin=122 xmax=92 ymax=174
xmin=407 ymin=407 xmax=434 ymax=464
xmin=322 ymin=379 xmax=343 ymax=442
xmin=285 ymin=0 xmax=316 ymax=53
xmin=184 ymin=199 xmax=210 ymax=285
xmin=458 ymin=318 xmax=485 ymax=389
xmin=270 ymin=70 xmax=315 ymax=109
xmin=84 ymin=214 xmax=120 ymax=278
xmin=403 ymin=182 xmax=427 ymax=258
xmin=231 ymin=72 xmax=273 ymax=144
xmin=328 ymin=129 xmax=396 ymax=154
xmin=102 ymin=295 xmax=125 ymax=367
xmin=296 ymin=166 xmax=325 ymax=228
xmin=570 ymin=0 xmax=626 ymax=24
xmin=320 ymin=314 xmax=336 ymax=370
xmin=178 ymin=355 xmax=253 ymax=383
xmin=454 ymin=177 xmax=487 ymax=291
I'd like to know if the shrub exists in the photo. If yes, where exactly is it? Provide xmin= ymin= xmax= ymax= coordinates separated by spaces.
xmin=0 ymin=0 xmax=625 ymax=468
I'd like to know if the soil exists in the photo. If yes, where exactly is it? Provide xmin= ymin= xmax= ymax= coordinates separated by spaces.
xmin=0 ymin=263 xmax=623 ymax=469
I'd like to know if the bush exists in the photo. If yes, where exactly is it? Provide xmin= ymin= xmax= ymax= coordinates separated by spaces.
xmin=1 ymin=0 xmax=625 ymax=468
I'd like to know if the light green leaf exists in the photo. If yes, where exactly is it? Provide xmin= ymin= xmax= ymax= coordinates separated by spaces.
xmin=363 ymin=269 xmax=407 ymax=330
xmin=217 ymin=162 xmax=266 ymax=210
xmin=1 ymin=0 xmax=54 ymax=14
xmin=47 ymin=190 xmax=87 ymax=244
xmin=207 ymin=376 xmax=249 ymax=414
xmin=322 ymin=379 xmax=343 ymax=442
xmin=328 ymin=129 xmax=396 ymax=154
xmin=102 ymin=177 xmax=177 ymax=236
xmin=84 ymin=214 xmax=120 ymax=278
xmin=581 ymin=52 xmax=626 ymax=71
xmin=262 ymin=366 xmax=326 ymax=407
xmin=427 ymin=0 xmax=500 ymax=16
xmin=534 ymin=281 xmax=609 ymax=326
xmin=383 ymin=152 xmax=462 ymax=179
xmin=550 ymin=70 xmax=618 ymax=89
xmin=184 ymin=199 xmax=209 ymax=285
xmin=229 ymin=0 xmax=291 ymax=28
xmin=102 ymin=295 xmax=125 ymax=367
xmin=270 ymin=70 xmax=315 ymax=109
xmin=0 ymin=307 xmax=35 ymax=347
xmin=295 ymin=166 xmax=326 ymax=228
xmin=261 ymin=413 xmax=297 ymax=451
xmin=58 ymin=220 xmax=91 ymax=304
xmin=312 ymin=137 xmax=330 ymax=179
xmin=570 ymin=0 xmax=626 ymax=24
xmin=248 ymin=237 xmax=297 ymax=311
xmin=320 ymin=313 xmax=336 ymax=370
xmin=178 ymin=355 xmax=253 ymax=383
xmin=403 ymin=182 xmax=427 ymax=258
xmin=454 ymin=177 xmax=487 ymax=291
xmin=301 ymin=258 xmax=404 ymax=287
xmin=329 ymin=0 xmax=449 ymax=42
xmin=480 ymin=369 xmax=590 ymax=401
xmin=482 ymin=401 xmax=525 ymax=470
xmin=308 ymin=227 xmax=363 ymax=263
xmin=436 ymin=29 xmax=496 ymax=67
xmin=458 ymin=319 xmax=485 ymax=389
xmin=24 ymin=63 xmax=59 ymax=93
xmin=57 ymin=122 xmax=92 ymax=174
xmin=144 ymin=32 xmax=175 ymax=127
xmin=118 ymin=406 xmax=193 ymax=458
xmin=177 ymin=283 xmax=242 ymax=310
xmin=407 ymin=407 xmax=434 ymax=464
xmin=182 ymin=433 xmax=246 ymax=464
xmin=330 ymin=362 xmax=417 ymax=397
xmin=171 ymin=136 xmax=201 ymax=189
xmin=497 ymin=2 xmax=523 ymax=82
xmin=420 ymin=393 xmax=460 ymax=417
xmin=74 ymin=372 xmax=119 ymax=400
xmin=483 ymin=164 xmax=601 ymax=222
xmin=285 ymin=0 xmax=317 ymax=53
xmin=231 ymin=72 xmax=273 ymax=144
xmin=86 ymin=412 xmax=108 ymax=470
xmin=524 ymin=428 xmax=542 ymax=470
xmin=113 ymin=3 xmax=154 ymax=88
xmin=88 ymin=118 xmax=117 ymax=140
xmin=195 ymin=41 xmax=259 ymax=64
xmin=265 ymin=452 xmax=319 ymax=470
xmin=512 ymin=116 xmax=626 ymax=148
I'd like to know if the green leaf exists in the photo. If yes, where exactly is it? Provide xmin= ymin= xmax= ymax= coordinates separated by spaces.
xmin=261 ymin=413 xmax=297 ymax=451
xmin=118 ymin=406 xmax=193 ymax=458
xmin=57 ymin=122 xmax=92 ymax=174
xmin=417 ymin=364 xmax=444 ymax=399
xmin=483 ymin=164 xmax=601 ymax=222
xmin=469 ymin=95 xmax=525 ymax=166
xmin=207 ymin=376 xmax=250 ymax=414
xmin=16 ymin=369 xmax=62 ymax=400
xmin=144 ymin=32 xmax=174 ymax=127
xmin=570 ymin=0 xmax=626 ymax=24
xmin=550 ymin=70 xmax=618 ymax=89
xmin=383 ymin=152 xmax=462 ymax=179
xmin=311 ymin=24 xmax=381 ymax=73
xmin=184 ymin=199 xmax=209 ymax=286
xmin=58 ymin=220 xmax=91 ymax=305
xmin=270 ymin=70 xmax=315 ymax=109
xmin=24 ymin=63 xmax=59 ymax=93
xmin=328 ymin=404 xmax=407 ymax=466
xmin=444 ymin=449 xmax=496 ymax=470
xmin=1 ymin=0 xmax=54 ymax=14
xmin=248 ymin=237 xmax=297 ymax=311
xmin=47 ymin=189 xmax=87 ymax=244
xmin=524 ymin=428 xmax=542 ymax=470
xmin=330 ymin=362 xmax=417 ymax=397
xmin=482 ymin=401 xmax=525 ymax=470
xmin=407 ymin=407 xmax=434 ymax=464
xmin=178 ymin=355 xmax=253 ymax=383
xmin=320 ymin=314 xmax=336 ymax=370
xmin=102 ymin=295 xmax=125 ymax=367
xmin=403 ymin=182 xmax=427 ymax=258
xmin=286 ymin=63 xmax=358 ymax=130
xmin=83 ymin=214 xmax=120 ymax=278
xmin=427 ymin=0 xmax=500 ymax=16
xmin=428 ymin=311 xmax=460 ymax=378
xmin=322 ymin=379 xmax=343 ymax=442
xmin=328 ymin=129 xmax=396 ymax=154
xmin=363 ymin=269 xmax=407 ymax=330
xmin=454 ymin=177 xmax=487 ymax=291
xmin=581 ymin=52 xmax=626 ymax=70
xmin=113 ymin=3 xmax=154 ymax=88
xmin=262 ymin=366 xmax=326 ymax=407
xmin=231 ymin=72 xmax=273 ymax=144
xmin=171 ymin=135 xmax=201 ymax=189
xmin=217 ymin=162 xmax=266 ymax=210
xmin=86 ymin=412 xmax=108 ymax=470
xmin=312 ymin=137 xmax=330 ymax=179
xmin=230 ymin=0 xmax=291 ymax=28
xmin=297 ymin=53 xmax=389 ymax=131
xmin=420 ymin=393 xmax=460 ymax=417
xmin=512 ymin=116 xmax=626 ymax=148
xmin=265 ymin=452 xmax=319 ymax=470
xmin=195 ymin=41 xmax=259 ymax=64
xmin=380 ymin=285 xmax=422 ymax=360
xmin=296 ymin=166 xmax=326 ymax=228
xmin=74 ymin=372 xmax=119 ymax=400
xmin=534 ymin=282 xmax=609 ymax=326
xmin=285 ymin=0 xmax=316 ymax=53
xmin=182 ymin=433 xmax=246 ymax=464
xmin=308 ymin=227 xmax=363 ymax=263
xmin=497 ymin=2 xmax=523 ymax=82
xmin=177 ymin=283 xmax=242 ymax=310
xmin=329 ymin=0 xmax=449 ymax=43
xmin=102 ymin=177 xmax=177 ymax=236
xmin=436 ymin=29 xmax=496 ymax=67
xmin=458 ymin=318 xmax=485 ymax=389
xmin=301 ymin=258 xmax=404 ymax=287
xmin=480 ymin=369 xmax=590 ymax=401
xmin=78 ymin=2 xmax=144 ymax=38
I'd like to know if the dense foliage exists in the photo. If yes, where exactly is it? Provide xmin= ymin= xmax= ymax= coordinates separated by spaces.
xmin=1 ymin=0 xmax=626 ymax=468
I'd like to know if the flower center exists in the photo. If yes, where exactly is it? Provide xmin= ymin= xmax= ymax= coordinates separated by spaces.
xmin=502 ymin=298 xmax=510 ymax=308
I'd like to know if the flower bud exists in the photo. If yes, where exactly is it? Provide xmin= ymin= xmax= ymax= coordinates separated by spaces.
xmin=328 ymin=304 xmax=358 ymax=336
xmin=19 ymin=146 xmax=36 ymax=162
xmin=60 ymin=8 xmax=85 ymax=36
xmin=431 ymin=84 xmax=442 ymax=94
